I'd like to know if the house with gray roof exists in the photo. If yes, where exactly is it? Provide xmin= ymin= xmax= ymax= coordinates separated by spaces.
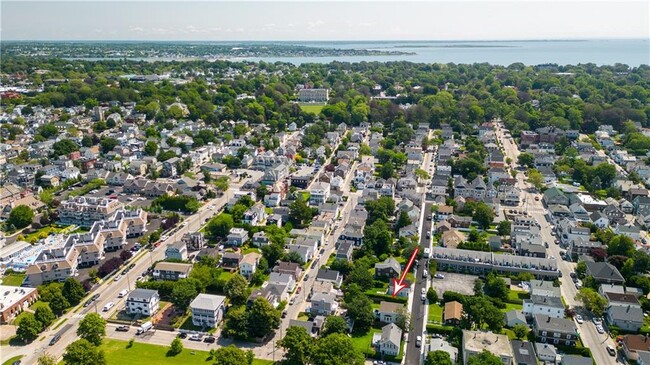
xmin=560 ymin=355 xmax=593 ymax=365
xmin=428 ymin=338 xmax=458 ymax=363
xmin=511 ymin=340 xmax=537 ymax=365
xmin=606 ymin=304 xmax=643 ymax=332
xmin=505 ymin=310 xmax=527 ymax=328
xmin=375 ymin=257 xmax=401 ymax=278
xmin=535 ymin=343 xmax=560 ymax=363
xmin=585 ymin=261 xmax=625 ymax=285
xmin=524 ymin=294 xmax=564 ymax=319
xmin=375 ymin=323 xmax=402 ymax=357
xmin=533 ymin=314 xmax=578 ymax=346
xmin=543 ymin=187 xmax=569 ymax=206
xmin=190 ymin=294 xmax=226 ymax=328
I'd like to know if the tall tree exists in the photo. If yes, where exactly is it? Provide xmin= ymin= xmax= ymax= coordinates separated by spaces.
xmin=34 ymin=305 xmax=56 ymax=330
xmin=472 ymin=202 xmax=495 ymax=230
xmin=211 ymin=345 xmax=253 ymax=365
xmin=575 ymin=288 xmax=607 ymax=316
xmin=467 ymin=350 xmax=503 ymax=365
xmin=321 ymin=316 xmax=349 ymax=336
xmin=63 ymin=339 xmax=107 ymax=365
xmin=63 ymin=278 xmax=86 ymax=305
xmin=278 ymin=326 xmax=313 ymax=365
xmin=37 ymin=354 xmax=57 ymax=365
xmin=225 ymin=274 xmax=249 ymax=306
xmin=77 ymin=313 xmax=106 ymax=346
xmin=247 ymin=297 xmax=280 ymax=338
xmin=425 ymin=350 xmax=453 ymax=365
xmin=311 ymin=333 xmax=364 ymax=365
xmin=8 ymin=205 xmax=34 ymax=229
xmin=16 ymin=313 xmax=41 ymax=342
xmin=171 ymin=279 xmax=198 ymax=310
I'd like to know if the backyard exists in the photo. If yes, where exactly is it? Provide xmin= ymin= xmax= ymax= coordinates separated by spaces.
xmin=1 ymin=272 xmax=25 ymax=286
xmin=99 ymin=339 xmax=273 ymax=365
xmin=350 ymin=328 xmax=381 ymax=357
xmin=428 ymin=303 xmax=444 ymax=323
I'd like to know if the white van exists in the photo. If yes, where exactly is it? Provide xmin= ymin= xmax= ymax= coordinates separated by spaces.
xmin=136 ymin=321 xmax=153 ymax=335
xmin=423 ymin=247 xmax=431 ymax=259
xmin=103 ymin=302 xmax=115 ymax=312
xmin=118 ymin=289 xmax=129 ymax=298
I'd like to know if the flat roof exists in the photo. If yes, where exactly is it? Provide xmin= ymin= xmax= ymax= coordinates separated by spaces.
xmin=0 ymin=285 xmax=37 ymax=309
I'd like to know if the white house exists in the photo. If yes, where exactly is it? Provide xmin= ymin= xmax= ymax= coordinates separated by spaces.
xmin=190 ymin=294 xmax=226 ymax=328
xmin=227 ymin=228 xmax=249 ymax=246
xmin=523 ymin=294 xmax=564 ymax=319
xmin=126 ymin=289 xmax=160 ymax=316
xmin=375 ymin=323 xmax=402 ymax=357
xmin=309 ymin=182 xmax=330 ymax=206
xmin=240 ymin=253 xmax=261 ymax=279
xmin=376 ymin=301 xmax=405 ymax=324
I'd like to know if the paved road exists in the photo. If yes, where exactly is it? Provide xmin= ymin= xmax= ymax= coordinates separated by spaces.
xmin=2 ymin=173 xmax=257 ymax=364
xmin=495 ymin=123 xmax=617 ymax=365
xmin=405 ymin=139 xmax=435 ymax=365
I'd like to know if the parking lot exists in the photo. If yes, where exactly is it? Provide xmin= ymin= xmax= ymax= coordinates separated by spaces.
xmin=429 ymin=272 xmax=477 ymax=296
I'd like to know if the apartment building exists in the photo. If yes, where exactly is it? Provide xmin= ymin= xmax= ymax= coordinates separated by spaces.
xmin=58 ymin=196 xmax=123 ymax=227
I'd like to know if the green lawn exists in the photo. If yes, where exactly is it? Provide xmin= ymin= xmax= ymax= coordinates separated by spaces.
xmin=299 ymin=104 xmax=325 ymax=115
xmin=503 ymin=302 xmax=523 ymax=312
xmin=428 ymin=303 xmax=444 ymax=323
xmin=22 ymin=225 xmax=67 ymax=243
xmin=95 ymin=339 xmax=272 ymax=365
xmin=243 ymin=247 xmax=261 ymax=255
xmin=14 ymin=301 xmax=51 ymax=324
xmin=2 ymin=356 xmax=23 ymax=365
xmin=350 ymin=329 xmax=380 ymax=357
xmin=1 ymin=273 xmax=25 ymax=286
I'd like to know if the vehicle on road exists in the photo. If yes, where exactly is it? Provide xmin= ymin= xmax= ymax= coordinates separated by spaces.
xmin=596 ymin=325 xmax=605 ymax=334
xmin=421 ymin=288 xmax=426 ymax=295
xmin=303 ymin=274 xmax=309 ymax=281
xmin=296 ymin=287 xmax=302 ymax=294
xmin=137 ymin=321 xmax=153 ymax=335
xmin=103 ymin=302 xmax=115 ymax=311
xmin=289 ymin=297 xmax=296 ymax=305
xmin=422 ymin=270 xmax=428 ymax=278
xmin=575 ymin=315 xmax=584 ymax=324
xmin=91 ymin=293 xmax=100 ymax=301
xmin=434 ymin=273 xmax=445 ymax=279
xmin=421 ymin=294 xmax=426 ymax=302
xmin=426 ymin=231 xmax=431 ymax=239
xmin=49 ymin=334 xmax=61 ymax=345
xmin=423 ymin=247 xmax=431 ymax=259
xmin=593 ymin=317 xmax=603 ymax=325
xmin=281 ymin=310 xmax=288 ymax=318
xmin=114 ymin=274 xmax=122 ymax=282
xmin=116 ymin=325 xmax=129 ymax=332
xmin=178 ymin=332 xmax=187 ymax=339
xmin=189 ymin=334 xmax=202 ymax=341
xmin=118 ymin=289 xmax=129 ymax=298
xmin=415 ymin=336 xmax=422 ymax=347
xmin=535 ymin=196 xmax=540 ymax=201
xmin=606 ymin=345 xmax=616 ymax=356
xmin=203 ymin=336 xmax=216 ymax=343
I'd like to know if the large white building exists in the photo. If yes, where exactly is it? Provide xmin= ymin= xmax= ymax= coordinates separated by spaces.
xmin=58 ymin=196 xmax=123 ymax=227
xmin=24 ymin=209 xmax=147 ymax=286
xmin=190 ymin=294 xmax=226 ymax=328
xmin=126 ymin=288 xmax=160 ymax=316
xmin=298 ymin=88 xmax=329 ymax=103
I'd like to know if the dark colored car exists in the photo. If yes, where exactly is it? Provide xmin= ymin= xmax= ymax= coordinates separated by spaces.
xmin=49 ymin=334 xmax=61 ymax=346
xmin=178 ymin=332 xmax=187 ymax=339
xmin=91 ymin=294 xmax=100 ymax=301
xmin=129 ymin=263 xmax=136 ymax=270
xmin=203 ymin=336 xmax=216 ymax=343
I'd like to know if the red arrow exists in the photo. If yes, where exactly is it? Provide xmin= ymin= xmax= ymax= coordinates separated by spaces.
xmin=392 ymin=247 xmax=419 ymax=297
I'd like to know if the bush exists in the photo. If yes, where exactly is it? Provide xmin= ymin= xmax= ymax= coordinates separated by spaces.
xmin=442 ymin=291 xmax=467 ymax=304
xmin=168 ymin=338 xmax=183 ymax=356
xmin=98 ymin=257 xmax=123 ymax=278
xmin=119 ymin=250 xmax=133 ymax=262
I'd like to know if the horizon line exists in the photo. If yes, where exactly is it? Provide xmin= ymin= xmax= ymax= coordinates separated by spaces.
xmin=2 ymin=37 xmax=648 ymax=43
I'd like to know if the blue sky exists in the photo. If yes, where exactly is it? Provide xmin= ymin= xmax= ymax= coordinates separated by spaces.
xmin=1 ymin=1 xmax=648 ymax=41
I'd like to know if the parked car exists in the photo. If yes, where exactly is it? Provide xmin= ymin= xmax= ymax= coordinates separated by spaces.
xmin=114 ymin=274 xmax=122 ymax=282
xmin=575 ymin=315 xmax=584 ymax=324
xmin=116 ymin=325 xmax=129 ymax=332
xmin=203 ymin=336 xmax=216 ymax=343
xmin=289 ymin=297 xmax=296 ymax=305
xmin=178 ymin=332 xmax=187 ymax=339
xmin=103 ymin=302 xmax=115 ymax=312
xmin=415 ymin=336 xmax=422 ymax=347
xmin=49 ymin=334 xmax=61 ymax=345
xmin=281 ymin=310 xmax=288 ymax=318
xmin=596 ymin=325 xmax=605 ymax=334
xmin=593 ymin=317 xmax=603 ymax=325
xmin=606 ymin=345 xmax=616 ymax=356
xmin=189 ymin=334 xmax=202 ymax=341
xmin=303 ymin=274 xmax=309 ymax=281
xmin=434 ymin=273 xmax=445 ymax=279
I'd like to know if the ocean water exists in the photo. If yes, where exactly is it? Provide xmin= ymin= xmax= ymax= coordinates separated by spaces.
xmin=241 ymin=39 xmax=649 ymax=66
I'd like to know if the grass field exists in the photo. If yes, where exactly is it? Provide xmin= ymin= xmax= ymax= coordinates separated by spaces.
xmin=503 ymin=302 xmax=523 ymax=312
xmin=350 ymin=329 xmax=380 ymax=357
xmin=1 ymin=273 xmax=25 ymax=286
xmin=299 ymin=104 xmax=325 ymax=115
xmin=428 ymin=303 xmax=444 ymax=323
xmin=98 ymin=339 xmax=273 ymax=365
xmin=2 ymin=356 xmax=23 ymax=365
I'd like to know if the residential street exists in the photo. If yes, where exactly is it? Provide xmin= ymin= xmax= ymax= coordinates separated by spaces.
xmin=495 ymin=123 xmax=617 ymax=365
